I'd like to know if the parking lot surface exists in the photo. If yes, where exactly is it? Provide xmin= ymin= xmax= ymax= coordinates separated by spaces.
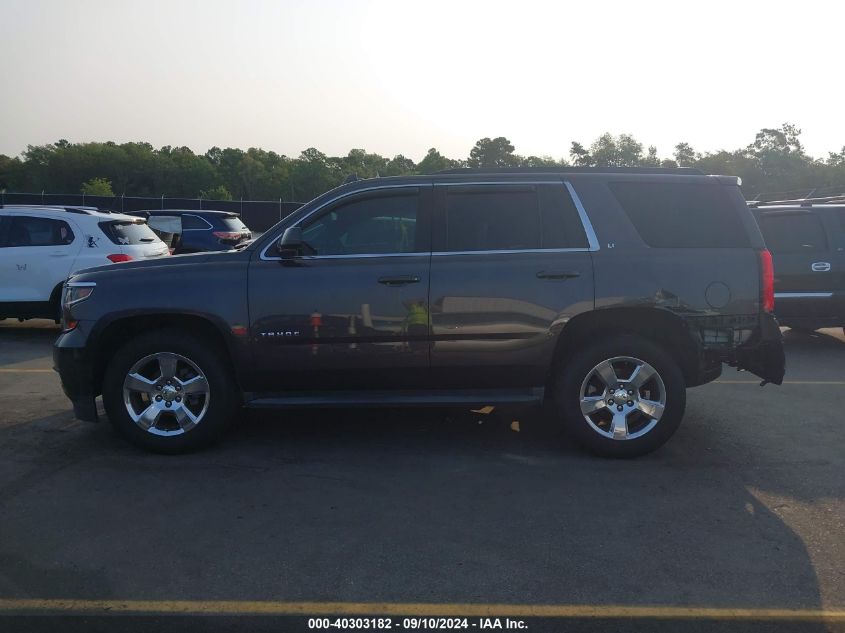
xmin=1 ymin=320 xmax=844 ymax=631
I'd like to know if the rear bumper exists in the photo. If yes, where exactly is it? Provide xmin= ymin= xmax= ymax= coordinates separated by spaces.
xmin=734 ymin=312 xmax=786 ymax=385
xmin=53 ymin=328 xmax=99 ymax=422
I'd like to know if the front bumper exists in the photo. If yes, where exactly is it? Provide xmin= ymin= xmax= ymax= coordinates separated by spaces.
xmin=53 ymin=328 xmax=99 ymax=422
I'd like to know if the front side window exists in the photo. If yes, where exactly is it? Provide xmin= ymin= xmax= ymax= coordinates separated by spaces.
xmin=301 ymin=192 xmax=420 ymax=256
xmin=5 ymin=216 xmax=74 ymax=247
xmin=445 ymin=189 xmax=541 ymax=252
xmin=758 ymin=213 xmax=828 ymax=253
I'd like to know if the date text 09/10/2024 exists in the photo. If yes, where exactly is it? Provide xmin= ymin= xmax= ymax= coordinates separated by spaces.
xmin=307 ymin=617 xmax=528 ymax=630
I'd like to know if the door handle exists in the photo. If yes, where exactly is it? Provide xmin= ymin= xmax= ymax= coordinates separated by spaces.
xmin=536 ymin=270 xmax=580 ymax=280
xmin=49 ymin=251 xmax=68 ymax=257
xmin=811 ymin=262 xmax=831 ymax=272
xmin=378 ymin=275 xmax=421 ymax=286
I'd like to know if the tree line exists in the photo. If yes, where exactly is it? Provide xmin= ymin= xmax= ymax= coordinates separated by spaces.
xmin=1 ymin=123 xmax=844 ymax=202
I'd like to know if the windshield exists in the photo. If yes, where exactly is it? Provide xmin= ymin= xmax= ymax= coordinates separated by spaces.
xmin=99 ymin=220 xmax=161 ymax=245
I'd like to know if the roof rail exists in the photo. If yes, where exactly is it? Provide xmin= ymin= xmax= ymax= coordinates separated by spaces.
xmin=751 ymin=184 xmax=845 ymax=203
xmin=748 ymin=195 xmax=845 ymax=208
xmin=0 ymin=204 xmax=105 ymax=214
xmin=435 ymin=166 xmax=705 ymax=176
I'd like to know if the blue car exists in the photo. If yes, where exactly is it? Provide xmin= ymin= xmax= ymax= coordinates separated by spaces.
xmin=127 ymin=209 xmax=252 ymax=254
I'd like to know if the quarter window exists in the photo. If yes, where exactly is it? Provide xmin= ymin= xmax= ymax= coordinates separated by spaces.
xmin=609 ymin=181 xmax=750 ymax=248
xmin=3 ymin=216 xmax=74 ymax=247
xmin=301 ymin=192 xmax=420 ymax=256
xmin=758 ymin=213 xmax=828 ymax=253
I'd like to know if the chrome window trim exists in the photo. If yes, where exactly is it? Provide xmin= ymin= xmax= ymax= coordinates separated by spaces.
xmin=259 ymin=179 xmax=600 ymax=261
xmin=774 ymin=292 xmax=833 ymax=298
xmin=564 ymin=181 xmax=600 ymax=251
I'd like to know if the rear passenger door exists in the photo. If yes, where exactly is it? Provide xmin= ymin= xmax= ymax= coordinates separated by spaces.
xmin=428 ymin=180 xmax=595 ymax=390
xmin=0 ymin=214 xmax=80 ymax=303
xmin=756 ymin=210 xmax=837 ymax=325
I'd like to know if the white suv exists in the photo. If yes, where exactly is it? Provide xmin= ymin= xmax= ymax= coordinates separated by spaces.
xmin=0 ymin=206 xmax=169 ymax=321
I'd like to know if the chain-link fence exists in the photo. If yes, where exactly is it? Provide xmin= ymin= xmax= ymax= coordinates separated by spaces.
xmin=0 ymin=192 xmax=304 ymax=232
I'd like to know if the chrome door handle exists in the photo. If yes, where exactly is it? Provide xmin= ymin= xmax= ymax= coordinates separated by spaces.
xmin=811 ymin=262 xmax=831 ymax=272
xmin=378 ymin=275 xmax=421 ymax=286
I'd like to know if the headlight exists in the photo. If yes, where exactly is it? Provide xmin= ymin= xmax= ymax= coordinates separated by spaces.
xmin=62 ymin=282 xmax=96 ymax=331
xmin=63 ymin=282 xmax=96 ymax=308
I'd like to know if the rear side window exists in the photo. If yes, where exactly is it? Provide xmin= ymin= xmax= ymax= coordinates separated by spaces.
xmin=3 ymin=216 xmax=74 ymax=247
xmin=219 ymin=216 xmax=248 ymax=231
xmin=758 ymin=213 xmax=828 ymax=253
xmin=443 ymin=186 xmax=588 ymax=252
xmin=99 ymin=221 xmax=161 ymax=245
xmin=181 ymin=214 xmax=211 ymax=230
xmin=538 ymin=185 xmax=588 ymax=248
xmin=445 ymin=189 xmax=539 ymax=251
xmin=609 ymin=182 xmax=750 ymax=248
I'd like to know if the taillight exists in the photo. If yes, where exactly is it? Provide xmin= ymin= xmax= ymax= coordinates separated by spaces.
xmin=107 ymin=254 xmax=133 ymax=263
xmin=213 ymin=231 xmax=243 ymax=240
xmin=760 ymin=249 xmax=775 ymax=313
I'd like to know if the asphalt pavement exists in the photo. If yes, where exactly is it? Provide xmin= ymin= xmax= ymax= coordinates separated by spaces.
xmin=1 ymin=320 xmax=843 ymax=632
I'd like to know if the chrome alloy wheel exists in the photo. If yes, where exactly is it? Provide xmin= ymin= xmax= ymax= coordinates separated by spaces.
xmin=122 ymin=352 xmax=211 ymax=436
xmin=579 ymin=356 xmax=667 ymax=440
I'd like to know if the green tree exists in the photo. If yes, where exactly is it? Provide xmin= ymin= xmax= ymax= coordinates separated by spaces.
xmin=382 ymin=154 xmax=416 ymax=176
xmin=642 ymin=146 xmax=660 ymax=167
xmin=80 ymin=177 xmax=114 ymax=196
xmin=674 ymin=142 xmax=698 ymax=166
xmin=417 ymin=148 xmax=458 ymax=173
xmin=519 ymin=155 xmax=566 ymax=168
xmin=569 ymin=142 xmax=593 ymax=167
xmin=200 ymin=185 xmax=233 ymax=201
xmin=468 ymin=137 xmax=518 ymax=168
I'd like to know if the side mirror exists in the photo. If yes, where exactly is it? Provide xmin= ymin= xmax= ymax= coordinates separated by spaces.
xmin=277 ymin=226 xmax=304 ymax=259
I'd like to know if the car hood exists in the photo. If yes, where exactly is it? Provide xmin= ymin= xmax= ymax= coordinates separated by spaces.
xmin=69 ymin=250 xmax=244 ymax=280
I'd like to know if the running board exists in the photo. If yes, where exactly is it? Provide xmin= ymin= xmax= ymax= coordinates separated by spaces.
xmin=244 ymin=388 xmax=545 ymax=409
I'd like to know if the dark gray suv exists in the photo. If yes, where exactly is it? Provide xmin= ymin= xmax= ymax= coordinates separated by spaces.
xmin=54 ymin=167 xmax=785 ymax=457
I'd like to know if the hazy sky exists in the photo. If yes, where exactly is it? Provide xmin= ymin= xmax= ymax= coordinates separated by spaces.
xmin=1 ymin=0 xmax=843 ymax=161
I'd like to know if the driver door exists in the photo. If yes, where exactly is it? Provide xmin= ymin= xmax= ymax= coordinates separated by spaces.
xmin=246 ymin=184 xmax=433 ymax=393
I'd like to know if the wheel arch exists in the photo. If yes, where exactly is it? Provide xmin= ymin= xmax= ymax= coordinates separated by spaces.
xmin=90 ymin=312 xmax=242 ymax=396
xmin=547 ymin=307 xmax=703 ymax=398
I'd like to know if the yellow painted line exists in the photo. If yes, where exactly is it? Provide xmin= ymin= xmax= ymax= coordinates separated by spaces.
xmin=0 ymin=368 xmax=53 ymax=373
xmin=715 ymin=380 xmax=845 ymax=385
xmin=0 ymin=600 xmax=843 ymax=620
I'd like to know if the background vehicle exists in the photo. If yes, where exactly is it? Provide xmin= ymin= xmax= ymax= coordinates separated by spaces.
xmin=750 ymin=196 xmax=845 ymax=333
xmin=125 ymin=209 xmax=251 ymax=254
xmin=54 ymin=168 xmax=784 ymax=457
xmin=0 ymin=206 xmax=169 ymax=320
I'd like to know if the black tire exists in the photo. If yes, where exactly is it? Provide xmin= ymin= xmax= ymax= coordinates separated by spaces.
xmin=553 ymin=334 xmax=686 ymax=458
xmin=102 ymin=329 xmax=236 ymax=453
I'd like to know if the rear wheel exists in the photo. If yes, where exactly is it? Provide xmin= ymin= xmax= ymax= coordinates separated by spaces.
xmin=102 ymin=329 xmax=236 ymax=453
xmin=553 ymin=335 xmax=686 ymax=457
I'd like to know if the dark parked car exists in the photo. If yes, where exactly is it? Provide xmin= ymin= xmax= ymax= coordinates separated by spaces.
xmin=750 ymin=197 xmax=845 ymax=333
xmin=125 ymin=209 xmax=251 ymax=253
xmin=54 ymin=168 xmax=785 ymax=457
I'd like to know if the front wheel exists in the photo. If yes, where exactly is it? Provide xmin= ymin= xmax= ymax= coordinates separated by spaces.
xmin=102 ymin=329 xmax=236 ymax=453
xmin=553 ymin=335 xmax=686 ymax=457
